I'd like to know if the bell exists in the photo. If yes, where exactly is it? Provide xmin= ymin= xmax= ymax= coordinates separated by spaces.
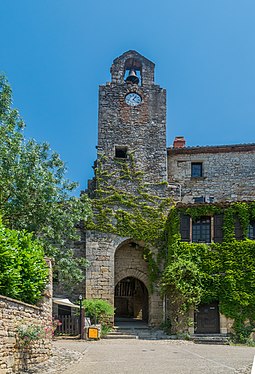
xmin=125 ymin=69 xmax=139 ymax=84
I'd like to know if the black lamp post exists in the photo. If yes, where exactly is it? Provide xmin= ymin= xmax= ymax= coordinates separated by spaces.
xmin=79 ymin=294 xmax=83 ymax=339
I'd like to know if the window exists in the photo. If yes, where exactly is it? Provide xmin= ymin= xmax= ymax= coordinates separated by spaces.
xmin=192 ymin=216 xmax=211 ymax=243
xmin=193 ymin=196 xmax=205 ymax=203
xmin=115 ymin=146 xmax=128 ymax=159
xmin=248 ymin=223 xmax=255 ymax=240
xmin=193 ymin=196 xmax=215 ymax=203
xmin=191 ymin=162 xmax=203 ymax=178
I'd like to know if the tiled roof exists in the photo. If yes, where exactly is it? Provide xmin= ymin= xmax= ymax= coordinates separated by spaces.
xmin=167 ymin=143 xmax=255 ymax=154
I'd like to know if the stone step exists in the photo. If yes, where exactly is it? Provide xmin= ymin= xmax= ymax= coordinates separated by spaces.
xmin=104 ymin=335 xmax=138 ymax=339
xmin=103 ymin=331 xmax=138 ymax=339
xmin=104 ymin=328 xmax=172 ymax=340
xmin=113 ymin=328 xmax=149 ymax=333
xmin=191 ymin=334 xmax=230 ymax=345
xmin=105 ymin=328 xmax=230 ymax=343
xmin=193 ymin=334 xmax=228 ymax=337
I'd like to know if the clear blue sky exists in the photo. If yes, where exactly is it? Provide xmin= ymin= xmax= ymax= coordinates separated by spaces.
xmin=1 ymin=1 xmax=255 ymax=194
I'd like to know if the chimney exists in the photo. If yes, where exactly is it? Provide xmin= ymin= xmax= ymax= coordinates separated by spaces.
xmin=173 ymin=136 xmax=186 ymax=149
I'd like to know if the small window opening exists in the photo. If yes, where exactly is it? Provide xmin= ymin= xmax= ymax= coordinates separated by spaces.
xmin=193 ymin=196 xmax=215 ymax=203
xmin=115 ymin=146 xmax=128 ymax=159
xmin=193 ymin=196 xmax=205 ymax=203
xmin=191 ymin=162 xmax=203 ymax=178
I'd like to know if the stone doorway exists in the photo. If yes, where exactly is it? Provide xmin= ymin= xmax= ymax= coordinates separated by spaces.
xmin=194 ymin=302 xmax=220 ymax=334
xmin=114 ymin=277 xmax=148 ymax=322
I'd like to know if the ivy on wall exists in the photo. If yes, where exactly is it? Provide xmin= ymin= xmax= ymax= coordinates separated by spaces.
xmin=86 ymin=153 xmax=172 ymax=288
xmin=86 ymin=152 xmax=255 ymax=342
xmin=163 ymin=203 xmax=255 ymax=341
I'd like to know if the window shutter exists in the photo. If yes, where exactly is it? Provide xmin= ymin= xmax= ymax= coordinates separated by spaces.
xmin=235 ymin=219 xmax=243 ymax=240
xmin=213 ymin=214 xmax=223 ymax=243
xmin=180 ymin=215 xmax=190 ymax=242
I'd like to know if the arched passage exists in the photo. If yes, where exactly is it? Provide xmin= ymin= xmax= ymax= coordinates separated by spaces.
xmin=114 ymin=240 xmax=149 ymax=323
xmin=114 ymin=277 xmax=148 ymax=322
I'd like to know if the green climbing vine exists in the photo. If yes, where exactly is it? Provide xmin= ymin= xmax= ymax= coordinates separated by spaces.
xmin=163 ymin=202 xmax=255 ymax=342
xmin=86 ymin=153 xmax=172 ymax=288
xmin=86 ymin=151 xmax=255 ymax=342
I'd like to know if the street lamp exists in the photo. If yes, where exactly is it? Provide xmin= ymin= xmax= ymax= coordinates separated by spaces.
xmin=79 ymin=294 xmax=83 ymax=339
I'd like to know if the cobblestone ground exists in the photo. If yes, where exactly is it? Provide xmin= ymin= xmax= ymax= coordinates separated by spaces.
xmin=20 ymin=339 xmax=254 ymax=374
xmin=19 ymin=343 xmax=86 ymax=374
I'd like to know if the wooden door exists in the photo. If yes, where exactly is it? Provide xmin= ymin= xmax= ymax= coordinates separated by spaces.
xmin=195 ymin=302 xmax=220 ymax=334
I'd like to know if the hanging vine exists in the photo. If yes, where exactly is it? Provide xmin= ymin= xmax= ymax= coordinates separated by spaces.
xmin=86 ymin=152 xmax=172 ymax=288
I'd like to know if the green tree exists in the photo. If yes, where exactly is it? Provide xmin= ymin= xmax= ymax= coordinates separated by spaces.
xmin=0 ymin=218 xmax=48 ymax=304
xmin=0 ymin=74 xmax=92 ymax=287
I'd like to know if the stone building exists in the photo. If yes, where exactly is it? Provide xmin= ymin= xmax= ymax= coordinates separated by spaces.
xmin=84 ymin=50 xmax=255 ymax=332
xmin=168 ymin=140 xmax=255 ymax=204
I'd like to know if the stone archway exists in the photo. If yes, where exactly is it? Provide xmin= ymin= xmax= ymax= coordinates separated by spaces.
xmin=85 ymin=232 xmax=163 ymax=327
xmin=114 ymin=277 xmax=149 ymax=322
xmin=114 ymin=240 xmax=149 ymax=323
xmin=115 ymin=268 xmax=149 ymax=290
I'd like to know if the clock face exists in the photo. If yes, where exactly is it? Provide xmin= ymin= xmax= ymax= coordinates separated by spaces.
xmin=125 ymin=92 xmax=142 ymax=106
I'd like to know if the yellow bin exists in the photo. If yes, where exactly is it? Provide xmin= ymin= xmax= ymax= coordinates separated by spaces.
xmin=88 ymin=327 xmax=99 ymax=339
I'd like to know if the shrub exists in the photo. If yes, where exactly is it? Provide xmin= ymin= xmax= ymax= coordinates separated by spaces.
xmin=231 ymin=320 xmax=255 ymax=345
xmin=17 ymin=324 xmax=45 ymax=348
xmin=0 ymin=219 xmax=48 ymax=304
xmin=83 ymin=299 xmax=114 ymax=326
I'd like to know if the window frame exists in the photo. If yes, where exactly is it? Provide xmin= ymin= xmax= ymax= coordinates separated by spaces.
xmin=191 ymin=162 xmax=203 ymax=178
xmin=247 ymin=222 xmax=255 ymax=240
xmin=192 ymin=216 xmax=212 ymax=243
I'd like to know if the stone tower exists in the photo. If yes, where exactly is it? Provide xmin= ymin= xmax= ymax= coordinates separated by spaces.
xmin=85 ymin=51 xmax=167 ymax=326
xmin=97 ymin=50 xmax=167 ymax=188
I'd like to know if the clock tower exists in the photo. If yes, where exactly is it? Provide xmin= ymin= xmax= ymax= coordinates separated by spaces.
xmin=97 ymin=50 xmax=167 ymax=190
xmin=85 ymin=51 xmax=167 ymax=327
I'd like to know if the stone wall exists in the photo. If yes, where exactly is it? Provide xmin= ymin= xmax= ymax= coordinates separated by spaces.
xmin=114 ymin=243 xmax=149 ymax=289
xmin=84 ymin=231 xmax=121 ymax=304
xmin=0 ymin=259 xmax=52 ymax=374
xmin=168 ymin=144 xmax=255 ymax=203
xmin=85 ymin=231 xmax=163 ymax=326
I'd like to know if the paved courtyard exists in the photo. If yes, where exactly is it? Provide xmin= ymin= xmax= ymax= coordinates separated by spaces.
xmin=53 ymin=339 xmax=255 ymax=374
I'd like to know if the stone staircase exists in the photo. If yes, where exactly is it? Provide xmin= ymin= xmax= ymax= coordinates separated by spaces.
xmin=103 ymin=326 xmax=172 ymax=340
xmin=104 ymin=328 xmax=138 ymax=339
xmin=104 ymin=319 xmax=230 ymax=344
xmin=191 ymin=334 xmax=230 ymax=345
xmin=104 ymin=326 xmax=230 ymax=344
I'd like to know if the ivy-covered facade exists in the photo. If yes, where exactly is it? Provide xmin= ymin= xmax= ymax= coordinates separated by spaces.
xmin=163 ymin=203 xmax=255 ymax=340
xmin=80 ymin=50 xmax=255 ymax=337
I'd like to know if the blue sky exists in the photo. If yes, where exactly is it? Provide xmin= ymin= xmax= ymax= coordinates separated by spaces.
xmin=1 ymin=1 xmax=255 ymax=194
